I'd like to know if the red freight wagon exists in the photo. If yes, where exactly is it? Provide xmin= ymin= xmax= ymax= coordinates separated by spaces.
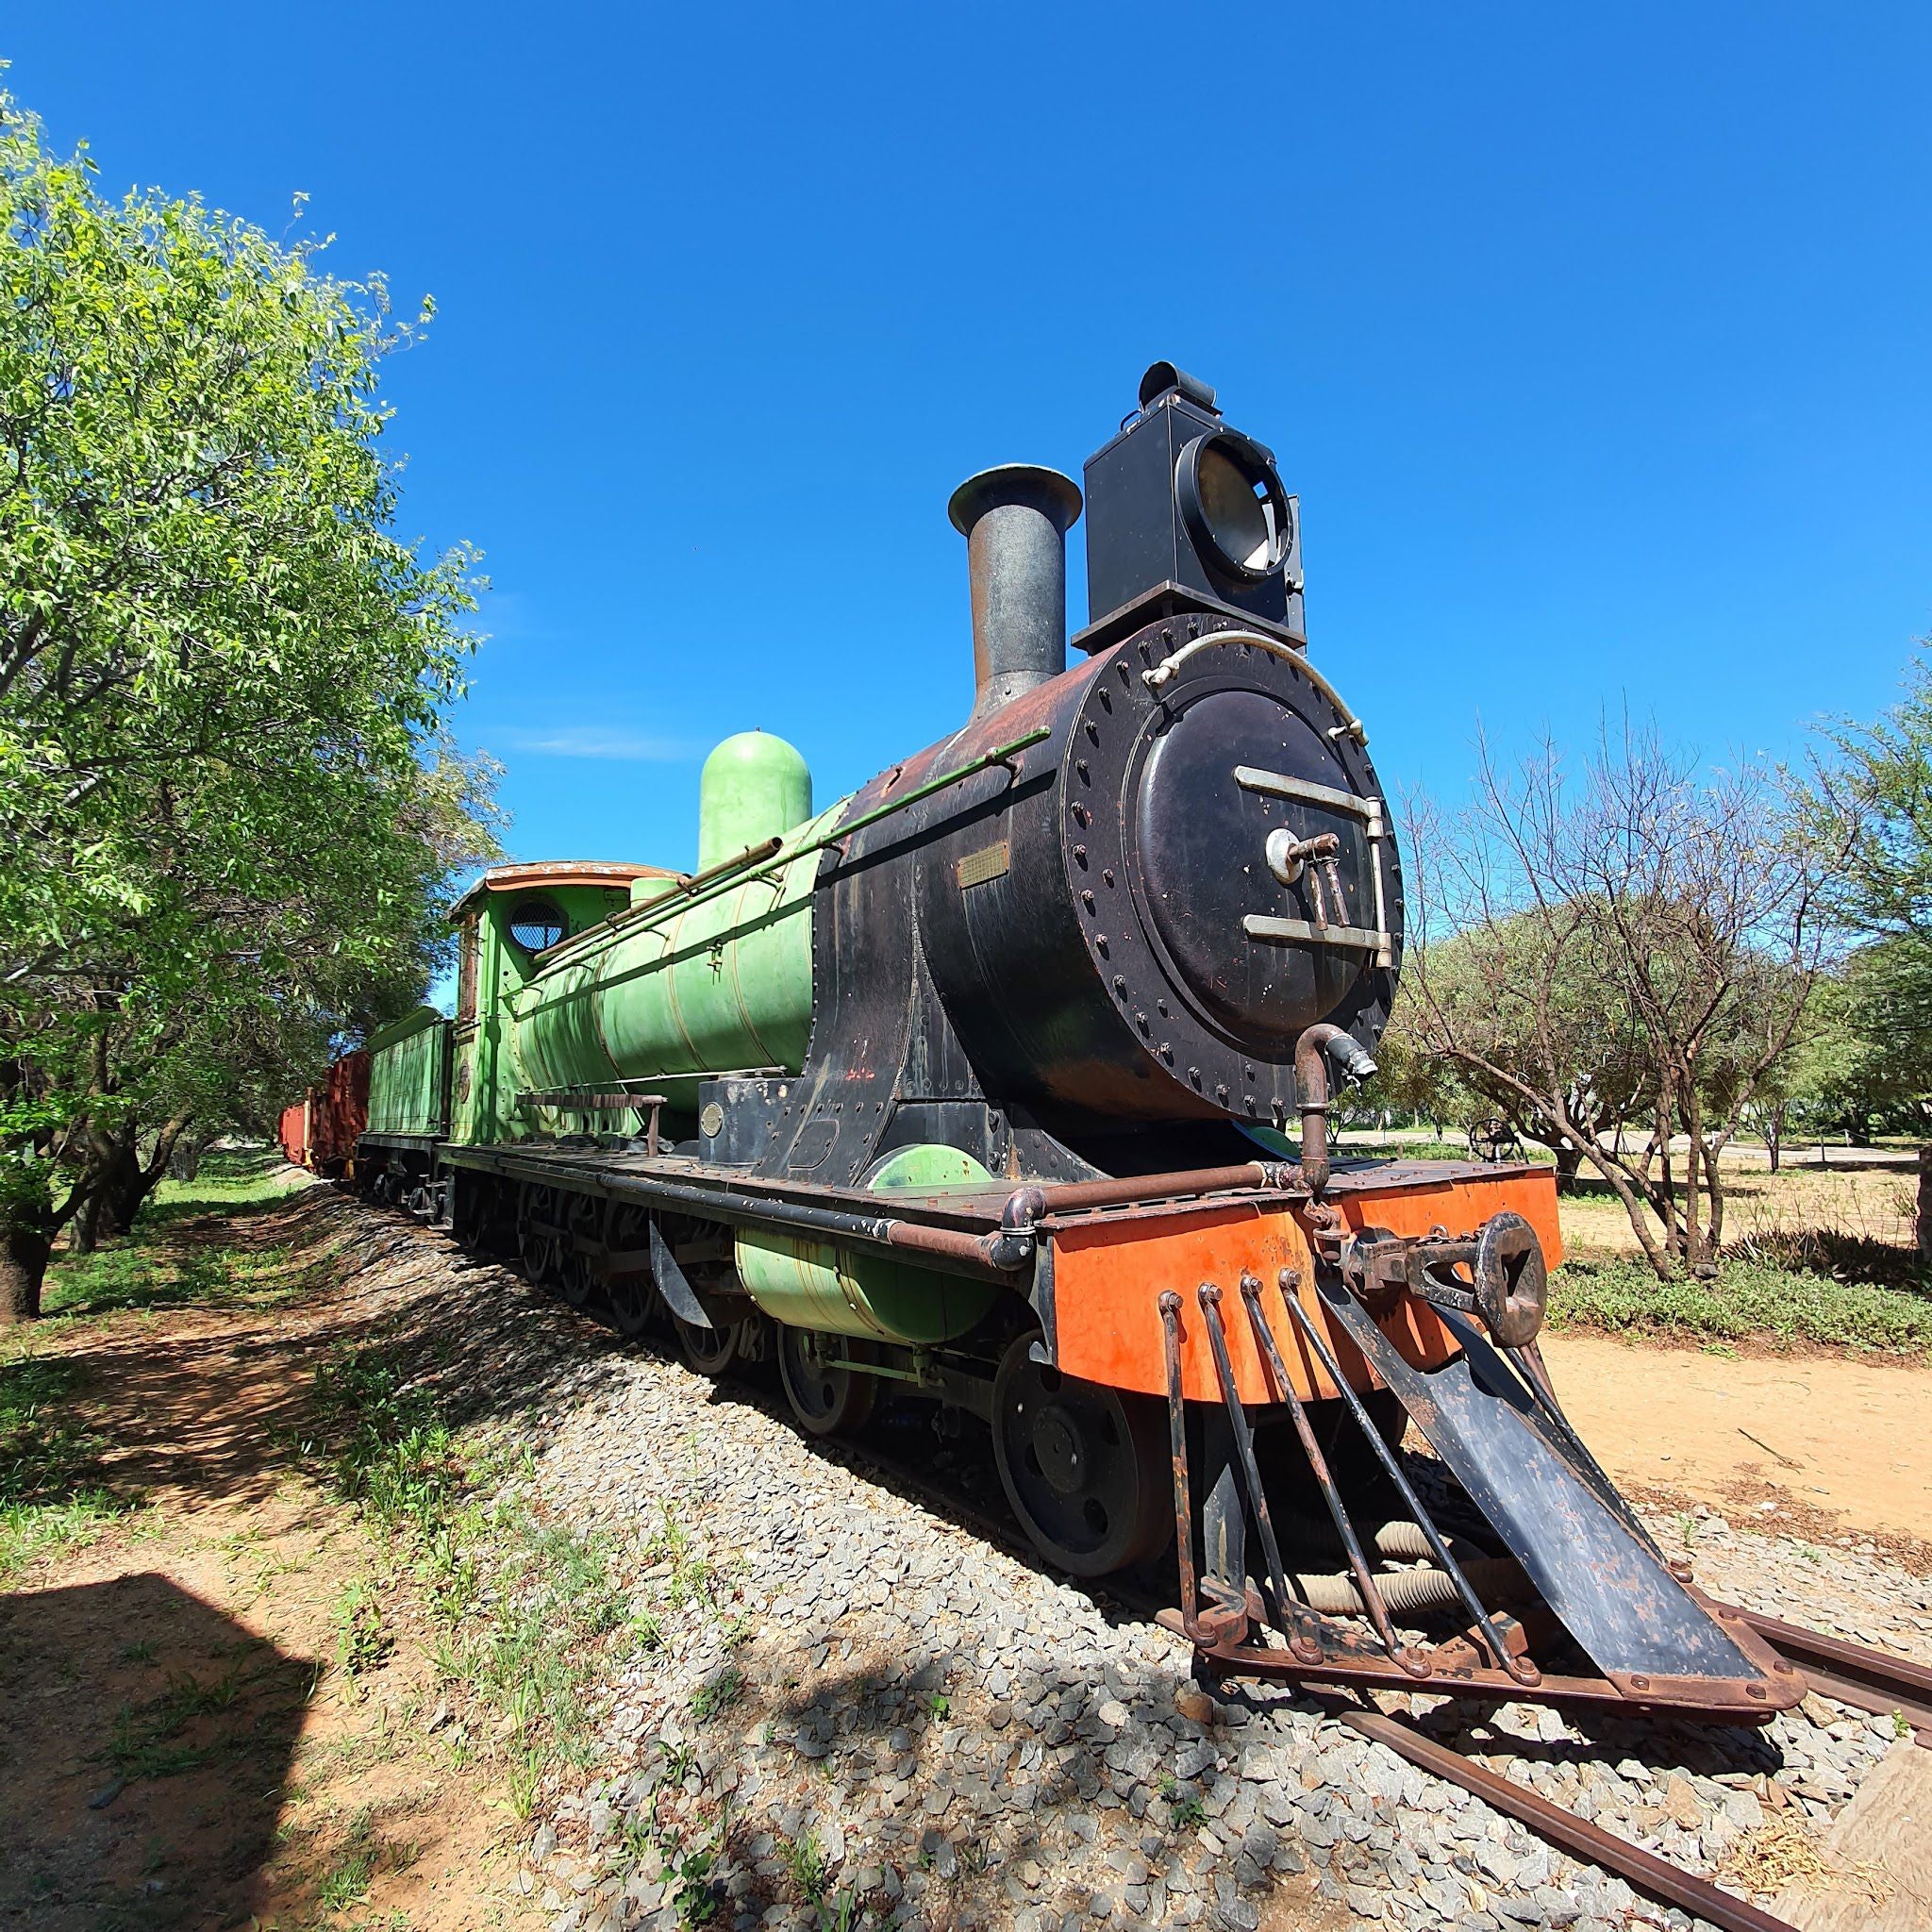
xmin=278 ymin=1048 xmax=371 ymax=1176
xmin=277 ymin=1099 xmax=309 ymax=1169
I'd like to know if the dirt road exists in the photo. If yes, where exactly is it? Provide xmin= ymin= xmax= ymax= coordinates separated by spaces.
xmin=0 ymin=1189 xmax=532 ymax=1930
xmin=1542 ymin=1330 xmax=1932 ymax=1557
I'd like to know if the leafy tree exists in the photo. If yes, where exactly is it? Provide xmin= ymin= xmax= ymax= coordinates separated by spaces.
xmin=1400 ymin=723 xmax=1846 ymax=1278
xmin=1360 ymin=997 xmax=1471 ymax=1138
xmin=0 ymin=94 xmax=493 ymax=1319
xmin=1806 ymin=648 xmax=1932 ymax=1112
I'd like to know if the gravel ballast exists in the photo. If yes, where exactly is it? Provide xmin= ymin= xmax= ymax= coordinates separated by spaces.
xmin=338 ymin=1198 xmax=1932 ymax=1932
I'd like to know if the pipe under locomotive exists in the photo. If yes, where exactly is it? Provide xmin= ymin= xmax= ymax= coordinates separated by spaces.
xmin=352 ymin=364 xmax=1800 ymax=1724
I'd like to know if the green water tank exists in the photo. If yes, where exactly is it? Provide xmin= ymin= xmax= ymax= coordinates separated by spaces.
xmin=732 ymin=1144 xmax=1004 ymax=1342
xmin=699 ymin=731 xmax=813 ymax=871
xmin=510 ymin=735 xmax=833 ymax=1109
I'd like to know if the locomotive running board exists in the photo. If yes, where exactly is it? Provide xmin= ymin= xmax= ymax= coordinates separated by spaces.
xmin=1165 ymin=1274 xmax=1802 ymax=1719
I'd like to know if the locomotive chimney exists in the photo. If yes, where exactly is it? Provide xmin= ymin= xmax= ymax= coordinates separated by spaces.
xmin=947 ymin=464 xmax=1082 ymax=720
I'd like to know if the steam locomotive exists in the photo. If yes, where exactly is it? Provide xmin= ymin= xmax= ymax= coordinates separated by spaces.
xmin=299 ymin=365 xmax=1799 ymax=1721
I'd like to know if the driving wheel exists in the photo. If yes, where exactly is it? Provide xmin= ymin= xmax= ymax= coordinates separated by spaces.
xmin=675 ymin=1312 xmax=744 ymax=1377
xmin=776 ymin=1325 xmax=876 ymax=1439
xmin=991 ymin=1332 xmax=1170 ymax=1577
xmin=556 ymin=1191 xmax=602 ymax=1309
xmin=606 ymin=1206 xmax=658 ymax=1338
xmin=517 ymin=1184 xmax=565 ymax=1289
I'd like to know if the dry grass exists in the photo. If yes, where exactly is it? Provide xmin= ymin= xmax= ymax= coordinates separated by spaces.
xmin=1557 ymin=1158 xmax=1916 ymax=1262
xmin=1721 ymin=1812 xmax=1888 ymax=1906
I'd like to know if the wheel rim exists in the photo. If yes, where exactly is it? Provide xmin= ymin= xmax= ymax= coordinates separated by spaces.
xmin=602 ymin=1207 xmax=658 ymax=1337
xmin=776 ymin=1326 xmax=875 ymax=1440
xmin=608 ymin=1277 xmax=652 ymax=1336
xmin=675 ymin=1314 xmax=741 ymax=1377
xmin=517 ymin=1185 xmax=563 ymax=1287
xmin=991 ymin=1333 xmax=1170 ymax=1577
xmin=557 ymin=1195 xmax=600 ymax=1308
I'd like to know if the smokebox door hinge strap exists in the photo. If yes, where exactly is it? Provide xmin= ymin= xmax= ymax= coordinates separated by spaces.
xmin=1235 ymin=764 xmax=1394 ymax=969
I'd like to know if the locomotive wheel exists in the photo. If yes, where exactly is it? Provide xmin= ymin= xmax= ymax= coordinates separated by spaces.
xmin=675 ymin=1313 xmax=744 ymax=1377
xmin=606 ymin=1207 xmax=658 ymax=1338
xmin=991 ymin=1333 xmax=1170 ymax=1577
xmin=556 ymin=1193 xmax=601 ymax=1309
xmin=609 ymin=1274 xmax=655 ymax=1337
xmin=518 ymin=1184 xmax=565 ymax=1289
xmin=776 ymin=1325 xmax=876 ymax=1440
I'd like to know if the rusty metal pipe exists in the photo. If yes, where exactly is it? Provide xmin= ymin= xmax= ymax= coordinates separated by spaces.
xmin=948 ymin=465 xmax=1083 ymax=720
xmin=1293 ymin=1024 xmax=1340 ymax=1196
xmin=672 ymin=835 xmax=784 ymax=895
xmin=1240 ymin=1274 xmax=1422 ymax=1673
xmin=1196 ymin=1284 xmax=1324 ymax=1661
xmin=1028 ymin=1161 xmax=1302 ymax=1219
xmin=1158 ymin=1291 xmax=1205 ymax=1639
xmin=1291 ymin=1023 xmax=1376 ymax=1197
xmin=882 ymin=1218 xmax=1031 ymax=1274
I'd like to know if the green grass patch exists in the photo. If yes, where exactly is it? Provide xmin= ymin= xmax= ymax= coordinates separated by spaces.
xmin=313 ymin=1843 xmax=375 ymax=1912
xmin=152 ymin=1145 xmax=296 ymax=1212
xmin=1549 ymin=1254 xmax=1932 ymax=1356
xmin=41 ymin=1149 xmax=303 ymax=1321
xmin=99 ymin=1668 xmax=244 ymax=1779
xmin=307 ymin=1341 xmax=637 ymax=1819
xmin=0 ymin=1352 xmax=132 ymax=1578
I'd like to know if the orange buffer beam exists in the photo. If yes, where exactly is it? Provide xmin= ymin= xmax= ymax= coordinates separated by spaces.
xmin=1048 ymin=1166 xmax=1561 ymax=1405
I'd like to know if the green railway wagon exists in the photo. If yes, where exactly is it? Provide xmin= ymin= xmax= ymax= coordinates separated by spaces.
xmin=366 ymin=1007 xmax=450 ymax=1139
xmin=357 ymin=1007 xmax=452 ymax=1206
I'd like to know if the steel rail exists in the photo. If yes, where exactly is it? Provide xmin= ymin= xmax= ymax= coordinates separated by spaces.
xmin=1336 ymin=1706 xmax=1804 ymax=1932
xmin=1721 ymin=1602 xmax=1932 ymax=1742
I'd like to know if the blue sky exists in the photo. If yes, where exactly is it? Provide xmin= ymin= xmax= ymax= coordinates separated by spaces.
xmin=9 ymin=4 xmax=1929 ymax=874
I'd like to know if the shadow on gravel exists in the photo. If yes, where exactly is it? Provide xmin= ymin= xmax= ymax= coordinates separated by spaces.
xmin=0 ymin=1571 xmax=313 ymax=1931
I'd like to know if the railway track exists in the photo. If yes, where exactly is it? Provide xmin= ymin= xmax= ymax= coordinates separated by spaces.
xmin=739 ymin=1356 xmax=1932 ymax=1932
xmin=843 ymin=1421 xmax=1932 ymax=1932
xmin=385 ymin=1196 xmax=1931 ymax=1932
xmin=658 ymin=1329 xmax=1932 ymax=1932
xmin=1328 ymin=1610 xmax=1932 ymax=1932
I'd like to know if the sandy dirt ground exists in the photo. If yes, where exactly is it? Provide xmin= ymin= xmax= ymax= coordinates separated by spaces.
xmin=1542 ymin=1329 xmax=1932 ymax=1559
xmin=1556 ymin=1156 xmax=1918 ymax=1259
xmin=0 ymin=1198 xmax=537 ymax=1931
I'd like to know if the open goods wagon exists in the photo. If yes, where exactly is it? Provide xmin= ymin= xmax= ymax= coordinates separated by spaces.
xmin=276 ymin=1047 xmax=369 ymax=1177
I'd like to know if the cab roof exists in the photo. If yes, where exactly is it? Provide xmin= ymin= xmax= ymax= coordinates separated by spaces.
xmin=449 ymin=860 xmax=672 ymax=923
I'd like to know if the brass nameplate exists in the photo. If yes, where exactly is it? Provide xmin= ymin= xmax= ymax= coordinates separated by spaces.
xmin=957 ymin=840 xmax=1010 ymax=890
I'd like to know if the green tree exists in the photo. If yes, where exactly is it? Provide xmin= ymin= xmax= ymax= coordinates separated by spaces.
xmin=0 ymin=94 xmax=493 ymax=1319
xmin=1807 ymin=648 xmax=1932 ymax=1115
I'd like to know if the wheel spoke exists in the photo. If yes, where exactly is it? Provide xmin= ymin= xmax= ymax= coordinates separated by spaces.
xmin=777 ymin=1326 xmax=874 ymax=1439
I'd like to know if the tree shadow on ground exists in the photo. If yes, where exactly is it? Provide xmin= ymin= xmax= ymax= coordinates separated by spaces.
xmin=0 ymin=1571 xmax=314 ymax=1931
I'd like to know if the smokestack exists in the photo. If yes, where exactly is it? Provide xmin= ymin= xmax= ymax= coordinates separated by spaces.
xmin=947 ymin=464 xmax=1082 ymax=720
